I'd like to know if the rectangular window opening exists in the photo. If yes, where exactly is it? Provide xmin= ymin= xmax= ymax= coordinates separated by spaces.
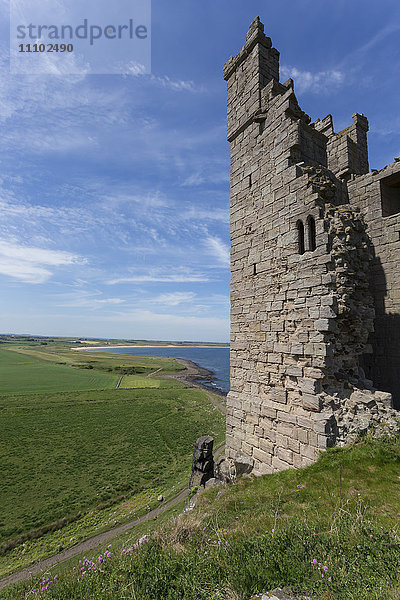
xmin=381 ymin=173 xmax=400 ymax=217
xmin=249 ymin=174 xmax=252 ymax=188
xmin=253 ymin=263 xmax=257 ymax=276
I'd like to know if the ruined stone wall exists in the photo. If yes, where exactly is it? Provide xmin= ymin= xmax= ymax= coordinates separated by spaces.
xmin=347 ymin=161 xmax=400 ymax=407
xmin=225 ymin=18 xmax=399 ymax=475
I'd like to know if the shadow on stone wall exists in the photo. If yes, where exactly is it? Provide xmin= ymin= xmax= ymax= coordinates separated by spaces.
xmin=361 ymin=255 xmax=400 ymax=409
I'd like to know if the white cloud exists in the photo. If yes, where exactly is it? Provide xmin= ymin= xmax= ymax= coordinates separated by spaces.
xmin=181 ymin=206 xmax=229 ymax=223
xmin=107 ymin=273 xmax=209 ymax=284
xmin=100 ymin=191 xmax=168 ymax=210
xmin=55 ymin=290 xmax=126 ymax=308
xmin=181 ymin=170 xmax=230 ymax=187
xmin=152 ymin=292 xmax=196 ymax=306
xmin=0 ymin=239 xmax=83 ymax=283
xmin=281 ymin=65 xmax=344 ymax=94
xmin=10 ymin=45 xmax=90 ymax=76
xmin=96 ymin=297 xmax=125 ymax=304
xmin=181 ymin=172 xmax=205 ymax=187
xmin=0 ymin=42 xmax=130 ymax=134
xmin=124 ymin=62 xmax=147 ymax=76
xmin=205 ymin=236 xmax=230 ymax=267
xmin=0 ymin=192 xmax=135 ymax=248
xmin=150 ymin=75 xmax=202 ymax=93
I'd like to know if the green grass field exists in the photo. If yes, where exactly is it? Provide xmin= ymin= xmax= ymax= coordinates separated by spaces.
xmin=0 ymin=338 xmax=225 ymax=580
xmin=119 ymin=374 xmax=185 ymax=388
xmin=0 ymin=387 xmax=225 ymax=550
xmin=0 ymin=349 xmax=119 ymax=394
xmin=0 ymin=344 xmax=187 ymax=396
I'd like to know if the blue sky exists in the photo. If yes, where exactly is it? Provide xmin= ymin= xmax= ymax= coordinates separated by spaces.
xmin=0 ymin=0 xmax=399 ymax=342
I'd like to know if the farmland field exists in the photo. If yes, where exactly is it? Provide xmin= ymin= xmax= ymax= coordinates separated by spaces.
xmin=0 ymin=387 xmax=225 ymax=550
xmin=0 ymin=343 xmax=187 ymax=396
xmin=119 ymin=374 xmax=185 ymax=388
xmin=0 ymin=349 xmax=119 ymax=394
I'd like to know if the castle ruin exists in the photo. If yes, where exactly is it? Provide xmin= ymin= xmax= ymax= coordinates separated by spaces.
xmin=225 ymin=18 xmax=400 ymax=475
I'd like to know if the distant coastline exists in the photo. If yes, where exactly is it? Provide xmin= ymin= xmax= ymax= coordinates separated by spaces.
xmin=75 ymin=345 xmax=230 ymax=395
xmin=72 ymin=345 xmax=229 ymax=351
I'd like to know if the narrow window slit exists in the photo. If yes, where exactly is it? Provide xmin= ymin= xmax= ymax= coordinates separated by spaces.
xmin=296 ymin=220 xmax=305 ymax=255
xmin=307 ymin=215 xmax=316 ymax=251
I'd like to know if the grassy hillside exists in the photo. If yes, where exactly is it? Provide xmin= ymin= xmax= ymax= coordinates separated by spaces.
xmin=0 ymin=339 xmax=224 ymax=580
xmin=4 ymin=434 xmax=400 ymax=599
xmin=0 ymin=386 xmax=224 ymax=543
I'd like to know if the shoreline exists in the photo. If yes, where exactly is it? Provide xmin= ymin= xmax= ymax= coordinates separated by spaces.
xmin=72 ymin=345 xmax=229 ymax=351
xmin=171 ymin=358 xmax=227 ymax=398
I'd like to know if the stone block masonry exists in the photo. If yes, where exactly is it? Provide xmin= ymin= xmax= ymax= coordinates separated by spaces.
xmin=225 ymin=17 xmax=400 ymax=475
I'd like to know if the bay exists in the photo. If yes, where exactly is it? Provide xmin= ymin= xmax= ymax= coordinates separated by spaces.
xmin=87 ymin=346 xmax=230 ymax=394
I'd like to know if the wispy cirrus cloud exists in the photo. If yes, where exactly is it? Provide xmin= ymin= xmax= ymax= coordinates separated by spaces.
xmin=149 ymin=75 xmax=204 ymax=94
xmin=180 ymin=206 xmax=229 ymax=223
xmin=0 ymin=239 xmax=83 ymax=283
xmin=181 ymin=170 xmax=230 ymax=187
xmin=107 ymin=271 xmax=210 ymax=285
xmin=152 ymin=292 xmax=196 ymax=306
xmin=0 ymin=5 xmax=229 ymax=340
xmin=281 ymin=64 xmax=344 ymax=94
xmin=338 ymin=23 xmax=400 ymax=68
xmin=54 ymin=289 xmax=126 ymax=308
xmin=205 ymin=236 xmax=230 ymax=267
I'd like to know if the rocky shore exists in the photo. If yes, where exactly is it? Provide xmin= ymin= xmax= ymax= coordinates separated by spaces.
xmin=172 ymin=358 xmax=227 ymax=398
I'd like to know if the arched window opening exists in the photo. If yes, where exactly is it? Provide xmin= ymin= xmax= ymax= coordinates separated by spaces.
xmin=296 ymin=220 xmax=305 ymax=255
xmin=307 ymin=215 xmax=316 ymax=251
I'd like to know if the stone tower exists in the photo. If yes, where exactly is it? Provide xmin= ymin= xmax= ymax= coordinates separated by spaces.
xmin=225 ymin=18 xmax=400 ymax=475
